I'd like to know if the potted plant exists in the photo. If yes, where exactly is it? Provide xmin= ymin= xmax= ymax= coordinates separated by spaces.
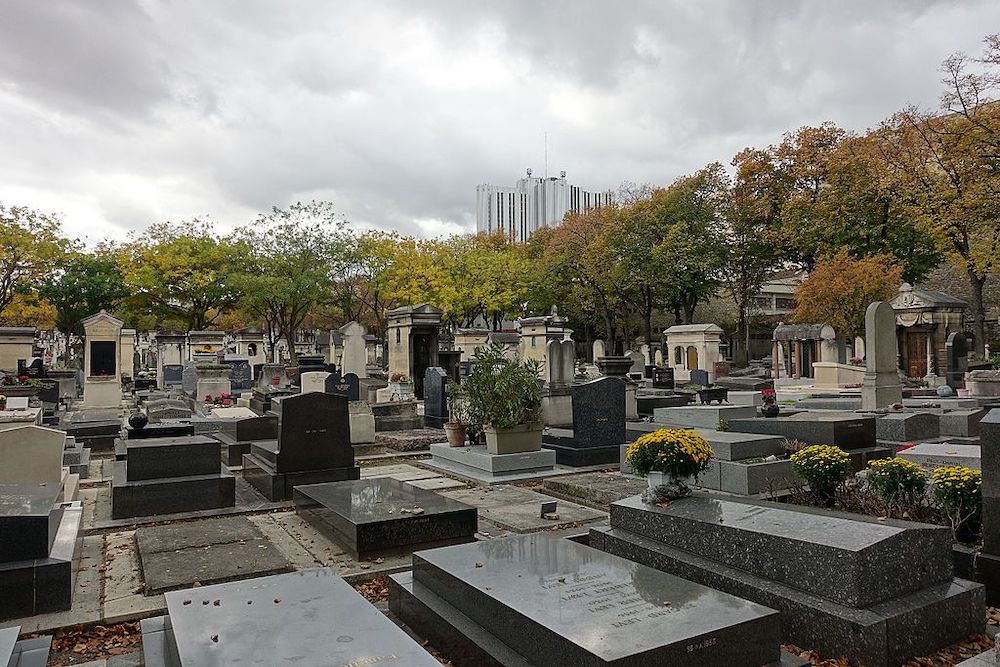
xmin=624 ymin=428 xmax=713 ymax=502
xmin=760 ymin=388 xmax=779 ymax=417
xmin=464 ymin=343 xmax=543 ymax=454
xmin=443 ymin=380 xmax=468 ymax=447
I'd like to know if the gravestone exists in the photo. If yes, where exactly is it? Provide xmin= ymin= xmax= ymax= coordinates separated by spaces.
xmin=423 ymin=367 xmax=448 ymax=427
xmin=224 ymin=356 xmax=252 ymax=392
xmin=592 ymin=493 xmax=984 ymax=666
xmin=946 ymin=332 xmax=969 ymax=390
xmin=338 ymin=321 xmax=368 ymax=379
xmin=389 ymin=533 xmax=783 ymax=667
xmin=0 ymin=425 xmax=65 ymax=484
xmin=324 ymin=372 xmax=359 ymax=401
xmin=627 ymin=350 xmax=645 ymax=374
xmin=652 ymin=366 xmax=675 ymax=390
xmin=437 ymin=350 xmax=462 ymax=382
xmin=978 ymin=409 xmax=1000 ymax=604
xmin=215 ymin=414 xmax=279 ymax=467
xmin=140 ymin=570 xmax=441 ymax=667
xmin=898 ymin=442 xmax=980 ymax=472
xmin=293 ymin=478 xmax=476 ymax=558
xmin=875 ymin=412 xmax=940 ymax=443
xmin=861 ymin=301 xmax=903 ymax=410
xmin=112 ymin=435 xmax=235 ymax=519
xmin=545 ymin=339 xmax=575 ymax=386
xmin=690 ymin=368 xmax=709 ymax=386
xmin=592 ymin=339 xmax=605 ymax=360
xmin=242 ymin=391 xmax=360 ymax=501
xmin=181 ymin=361 xmax=198 ymax=397
xmin=543 ymin=376 xmax=626 ymax=466
xmin=728 ymin=412 xmax=877 ymax=449
xmin=161 ymin=364 xmax=183 ymax=388
xmin=300 ymin=370 xmax=331 ymax=394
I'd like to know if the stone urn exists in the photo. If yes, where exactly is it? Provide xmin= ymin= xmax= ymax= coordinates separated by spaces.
xmin=641 ymin=471 xmax=695 ymax=504
xmin=596 ymin=356 xmax=633 ymax=377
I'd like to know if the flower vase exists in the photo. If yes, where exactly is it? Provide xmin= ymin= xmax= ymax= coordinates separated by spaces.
xmin=642 ymin=471 xmax=694 ymax=503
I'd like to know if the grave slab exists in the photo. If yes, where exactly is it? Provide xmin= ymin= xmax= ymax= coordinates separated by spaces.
xmin=136 ymin=516 xmax=291 ymax=594
xmin=293 ymin=478 xmax=476 ymax=559
xmin=728 ymin=411 xmax=876 ymax=449
xmin=875 ymin=412 xmax=940 ymax=443
xmin=652 ymin=404 xmax=756 ymax=429
xmin=440 ymin=486 xmax=604 ymax=533
xmin=592 ymin=492 xmax=985 ymax=666
xmin=389 ymin=533 xmax=782 ymax=667
xmin=899 ymin=443 xmax=981 ymax=472
xmin=142 ymin=569 xmax=441 ymax=667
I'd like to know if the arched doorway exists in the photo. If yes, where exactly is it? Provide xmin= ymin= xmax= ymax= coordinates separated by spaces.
xmin=686 ymin=346 xmax=699 ymax=371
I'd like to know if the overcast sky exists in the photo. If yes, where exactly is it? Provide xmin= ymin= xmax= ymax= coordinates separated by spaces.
xmin=1 ymin=1 xmax=997 ymax=243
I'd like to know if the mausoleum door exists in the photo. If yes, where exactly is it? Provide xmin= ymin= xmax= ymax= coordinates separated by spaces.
xmin=906 ymin=332 xmax=928 ymax=378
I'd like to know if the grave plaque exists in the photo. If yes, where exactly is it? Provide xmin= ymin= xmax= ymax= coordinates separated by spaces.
xmin=226 ymin=358 xmax=252 ymax=392
xmin=89 ymin=341 xmax=116 ymax=377
xmin=390 ymin=533 xmax=781 ymax=667
xmin=652 ymin=366 xmax=675 ymax=390
xmin=37 ymin=379 xmax=59 ymax=404
xmin=690 ymin=369 xmax=709 ymax=386
xmin=161 ymin=364 xmax=183 ymax=388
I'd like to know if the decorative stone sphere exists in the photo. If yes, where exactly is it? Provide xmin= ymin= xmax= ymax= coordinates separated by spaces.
xmin=936 ymin=385 xmax=954 ymax=397
xmin=127 ymin=412 xmax=148 ymax=430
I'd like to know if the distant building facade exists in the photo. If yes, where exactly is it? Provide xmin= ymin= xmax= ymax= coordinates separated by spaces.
xmin=476 ymin=169 xmax=611 ymax=242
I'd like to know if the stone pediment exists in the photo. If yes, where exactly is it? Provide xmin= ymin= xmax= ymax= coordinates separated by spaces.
xmin=890 ymin=283 xmax=967 ymax=311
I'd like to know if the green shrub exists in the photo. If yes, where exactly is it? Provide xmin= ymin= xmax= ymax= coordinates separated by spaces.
xmin=790 ymin=445 xmax=851 ymax=500
xmin=867 ymin=457 xmax=928 ymax=502
xmin=464 ymin=343 xmax=542 ymax=430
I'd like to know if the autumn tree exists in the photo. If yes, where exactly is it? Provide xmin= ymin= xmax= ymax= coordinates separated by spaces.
xmin=877 ymin=34 xmax=1000 ymax=354
xmin=122 ymin=219 xmax=242 ymax=330
xmin=231 ymin=201 xmax=354 ymax=363
xmin=0 ymin=204 xmax=75 ymax=318
xmin=720 ymin=150 xmax=784 ymax=366
xmin=791 ymin=249 xmax=903 ymax=337
xmin=0 ymin=293 xmax=57 ymax=329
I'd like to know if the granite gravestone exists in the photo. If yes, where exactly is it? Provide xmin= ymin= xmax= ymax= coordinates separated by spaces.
xmin=180 ymin=361 xmax=198 ymax=397
xmin=652 ymin=366 xmax=675 ymax=390
xmin=161 ymin=364 xmax=183 ymax=388
xmin=324 ymin=372 xmax=359 ymax=402
xmin=243 ymin=391 xmax=360 ymax=501
xmin=946 ymin=332 xmax=969 ymax=390
xmin=141 ymin=570 xmax=441 ymax=667
xmin=389 ymin=533 xmax=782 ymax=667
xmin=861 ymin=301 xmax=903 ymax=410
xmin=225 ymin=357 xmax=252 ymax=392
xmin=543 ymin=376 xmax=626 ymax=466
xmin=690 ymin=369 xmax=709 ymax=387
xmin=592 ymin=494 xmax=983 ymax=667
xmin=423 ymin=367 xmax=448 ymax=427
xmin=978 ymin=409 xmax=1000 ymax=604
xmin=293 ymin=478 xmax=476 ymax=558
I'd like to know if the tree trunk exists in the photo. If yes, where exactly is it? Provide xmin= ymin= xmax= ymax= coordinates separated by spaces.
xmin=967 ymin=268 xmax=988 ymax=356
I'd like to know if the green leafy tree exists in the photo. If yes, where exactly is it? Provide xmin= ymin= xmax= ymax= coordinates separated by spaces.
xmin=122 ymin=219 xmax=242 ymax=330
xmin=38 ymin=249 xmax=129 ymax=339
xmin=231 ymin=201 xmax=354 ymax=363
xmin=0 ymin=204 xmax=75 ymax=317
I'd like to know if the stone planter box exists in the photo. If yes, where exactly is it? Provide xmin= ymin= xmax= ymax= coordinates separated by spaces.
xmin=966 ymin=370 xmax=1000 ymax=397
xmin=812 ymin=362 xmax=866 ymax=390
xmin=484 ymin=422 xmax=543 ymax=455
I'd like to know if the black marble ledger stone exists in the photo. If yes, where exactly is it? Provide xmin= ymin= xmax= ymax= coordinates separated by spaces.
xmin=141 ymin=569 xmax=441 ymax=667
xmin=390 ymin=533 xmax=781 ymax=667
xmin=293 ymin=479 xmax=476 ymax=559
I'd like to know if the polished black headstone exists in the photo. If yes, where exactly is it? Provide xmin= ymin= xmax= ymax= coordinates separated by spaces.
xmin=652 ymin=366 xmax=675 ymax=390
xmin=570 ymin=376 xmax=625 ymax=447
xmin=225 ymin=358 xmax=252 ymax=392
xmin=149 ymin=569 xmax=440 ymax=667
xmin=124 ymin=436 xmax=221 ymax=481
xmin=266 ymin=391 xmax=352 ymax=473
xmin=324 ymin=372 xmax=359 ymax=401
xmin=393 ymin=533 xmax=780 ymax=666
xmin=0 ymin=483 xmax=64 ymax=561
xmin=294 ymin=478 xmax=476 ymax=558
xmin=37 ymin=379 xmax=59 ymax=404
xmin=161 ymin=364 xmax=183 ymax=387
